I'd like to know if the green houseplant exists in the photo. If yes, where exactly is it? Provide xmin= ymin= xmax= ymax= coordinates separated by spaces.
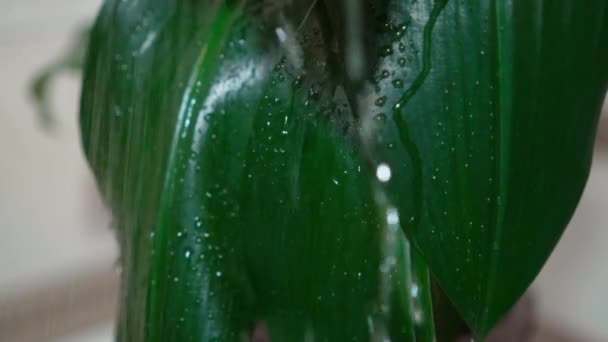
xmin=36 ymin=0 xmax=608 ymax=341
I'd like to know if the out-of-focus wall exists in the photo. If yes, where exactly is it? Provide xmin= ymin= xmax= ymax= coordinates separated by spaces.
xmin=0 ymin=1 xmax=118 ymax=341
xmin=533 ymin=133 xmax=608 ymax=341
xmin=0 ymin=0 xmax=114 ymax=293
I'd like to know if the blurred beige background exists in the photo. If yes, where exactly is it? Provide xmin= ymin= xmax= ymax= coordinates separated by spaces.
xmin=0 ymin=0 xmax=607 ymax=341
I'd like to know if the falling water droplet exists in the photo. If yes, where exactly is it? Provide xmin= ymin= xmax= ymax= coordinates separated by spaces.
xmin=386 ymin=207 xmax=400 ymax=225
xmin=410 ymin=284 xmax=419 ymax=298
xmin=376 ymin=164 xmax=392 ymax=183
xmin=379 ymin=45 xmax=394 ymax=57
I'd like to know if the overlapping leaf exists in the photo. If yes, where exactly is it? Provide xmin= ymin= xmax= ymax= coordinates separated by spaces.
xmin=351 ymin=0 xmax=608 ymax=335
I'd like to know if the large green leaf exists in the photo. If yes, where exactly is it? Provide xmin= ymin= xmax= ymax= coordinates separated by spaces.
xmin=80 ymin=0 xmax=608 ymax=340
xmin=81 ymin=1 xmax=436 ymax=341
xmin=353 ymin=0 xmax=608 ymax=336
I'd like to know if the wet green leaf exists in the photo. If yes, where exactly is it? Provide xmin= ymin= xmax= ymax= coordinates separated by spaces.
xmin=355 ymin=0 xmax=608 ymax=336
xmin=81 ymin=1 xmax=434 ymax=341
xmin=80 ymin=0 xmax=608 ymax=340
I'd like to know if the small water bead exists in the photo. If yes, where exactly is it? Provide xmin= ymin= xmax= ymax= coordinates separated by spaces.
xmin=375 ymin=96 xmax=387 ymax=107
xmin=392 ymin=79 xmax=404 ymax=88
xmin=308 ymin=87 xmax=320 ymax=101
xmin=184 ymin=250 xmax=191 ymax=259
xmin=398 ymin=57 xmax=406 ymax=67
xmin=274 ymin=59 xmax=286 ymax=71
xmin=292 ymin=75 xmax=304 ymax=89
xmin=379 ymin=45 xmax=394 ymax=57
xmin=381 ymin=21 xmax=394 ymax=33
xmin=216 ymin=271 xmax=222 ymax=277
xmin=395 ymin=23 xmax=409 ymax=37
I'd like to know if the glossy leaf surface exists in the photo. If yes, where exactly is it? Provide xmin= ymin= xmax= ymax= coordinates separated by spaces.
xmin=354 ymin=0 xmax=608 ymax=336
xmin=81 ymin=1 xmax=433 ymax=341
xmin=80 ymin=0 xmax=608 ymax=340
